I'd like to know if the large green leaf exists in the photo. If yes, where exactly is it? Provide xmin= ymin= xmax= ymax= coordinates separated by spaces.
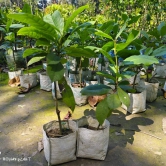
xmin=62 ymin=81 xmax=75 ymax=112
xmin=27 ymin=56 xmax=45 ymax=66
xmin=35 ymin=38 xmax=50 ymax=46
xmin=124 ymin=55 xmax=158 ymax=66
xmin=47 ymin=63 xmax=64 ymax=82
xmin=71 ymin=21 xmax=95 ymax=35
xmin=23 ymin=48 xmax=46 ymax=58
xmin=128 ymin=15 xmax=141 ymax=25
xmin=80 ymin=84 xmax=110 ymax=96
xmin=96 ymin=98 xmax=111 ymax=125
xmin=52 ymin=11 xmax=64 ymax=34
xmin=117 ymin=87 xmax=130 ymax=107
xmin=102 ymin=41 xmax=114 ymax=52
xmin=46 ymin=53 xmax=60 ymax=65
xmin=107 ymin=93 xmax=121 ymax=110
xmin=157 ymin=22 xmax=166 ymax=36
xmin=18 ymin=27 xmax=54 ymax=41
xmin=43 ymin=10 xmax=63 ymax=34
xmin=22 ymin=3 xmax=32 ymax=14
xmin=10 ymin=24 xmax=24 ymax=29
xmin=65 ymin=47 xmax=97 ymax=58
xmin=95 ymin=29 xmax=113 ymax=40
xmin=64 ymin=5 xmax=89 ymax=32
xmin=100 ymin=49 xmax=115 ymax=65
xmin=152 ymin=45 xmax=166 ymax=57
xmin=8 ymin=13 xmax=57 ymax=37
xmin=96 ymin=71 xmax=116 ymax=82
xmin=118 ymin=49 xmax=140 ymax=59
xmin=0 ymin=27 xmax=6 ymax=33
xmin=115 ymin=23 xmax=126 ymax=40
xmin=116 ymin=29 xmax=139 ymax=52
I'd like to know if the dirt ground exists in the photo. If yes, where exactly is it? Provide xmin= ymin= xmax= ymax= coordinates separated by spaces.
xmin=0 ymin=73 xmax=166 ymax=166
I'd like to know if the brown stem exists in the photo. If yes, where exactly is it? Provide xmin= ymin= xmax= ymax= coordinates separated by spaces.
xmin=54 ymin=81 xmax=62 ymax=135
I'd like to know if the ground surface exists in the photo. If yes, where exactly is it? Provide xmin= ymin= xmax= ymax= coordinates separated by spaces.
xmin=0 ymin=72 xmax=166 ymax=166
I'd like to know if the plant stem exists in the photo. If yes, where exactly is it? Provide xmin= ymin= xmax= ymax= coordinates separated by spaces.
xmin=54 ymin=81 xmax=62 ymax=135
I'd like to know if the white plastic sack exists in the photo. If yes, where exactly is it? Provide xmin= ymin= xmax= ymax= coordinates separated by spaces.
xmin=76 ymin=116 xmax=110 ymax=160
xmin=70 ymin=85 xmax=88 ymax=106
xmin=145 ymin=82 xmax=159 ymax=102
xmin=43 ymin=120 xmax=77 ymax=165
xmin=40 ymin=72 xmax=52 ymax=91
xmin=127 ymin=73 xmax=140 ymax=85
xmin=153 ymin=64 xmax=166 ymax=78
xmin=19 ymin=73 xmax=37 ymax=89
xmin=52 ymin=82 xmax=62 ymax=99
xmin=122 ymin=90 xmax=146 ymax=114
xmin=8 ymin=70 xmax=22 ymax=80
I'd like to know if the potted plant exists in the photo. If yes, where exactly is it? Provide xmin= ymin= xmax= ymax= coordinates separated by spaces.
xmin=0 ymin=20 xmax=26 ymax=82
xmin=8 ymin=4 xmax=91 ymax=165
xmin=77 ymin=18 xmax=139 ymax=159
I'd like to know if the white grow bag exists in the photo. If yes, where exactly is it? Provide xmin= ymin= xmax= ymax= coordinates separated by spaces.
xmin=70 ymin=85 xmax=88 ymax=106
xmin=43 ymin=120 xmax=77 ymax=165
xmin=122 ymin=90 xmax=146 ymax=114
xmin=76 ymin=116 xmax=110 ymax=160
xmin=153 ymin=64 xmax=166 ymax=78
xmin=19 ymin=73 xmax=37 ymax=88
xmin=145 ymin=82 xmax=159 ymax=102
xmin=40 ymin=72 xmax=52 ymax=91
xmin=8 ymin=70 xmax=22 ymax=80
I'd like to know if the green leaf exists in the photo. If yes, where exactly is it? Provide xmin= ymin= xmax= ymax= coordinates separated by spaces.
xmin=141 ymin=30 xmax=149 ymax=40
xmin=80 ymin=84 xmax=110 ymax=96
xmin=144 ymin=47 xmax=153 ymax=55
xmin=115 ymin=23 xmax=126 ymax=40
xmin=116 ymin=29 xmax=139 ymax=52
xmin=124 ymin=55 xmax=158 ymax=66
xmin=118 ymin=49 xmax=140 ymax=59
xmin=62 ymin=80 xmax=75 ymax=112
xmin=64 ymin=5 xmax=89 ymax=32
xmin=102 ymin=41 xmax=114 ymax=52
xmin=46 ymin=53 xmax=60 ymax=65
xmin=95 ymin=29 xmax=113 ymax=40
xmin=96 ymin=71 xmax=116 ymax=82
xmin=107 ymin=93 xmax=121 ymax=110
xmin=100 ymin=49 xmax=115 ymax=65
xmin=23 ymin=48 xmax=46 ymax=58
xmin=35 ymin=38 xmax=50 ymax=46
xmin=18 ymin=27 xmax=54 ymax=41
xmin=10 ymin=24 xmax=24 ymax=29
xmin=27 ymin=56 xmax=45 ymax=66
xmin=65 ymin=47 xmax=97 ymax=58
xmin=128 ymin=15 xmax=141 ymax=25
xmin=117 ymin=87 xmax=130 ymax=107
xmin=0 ymin=27 xmax=6 ymax=33
xmin=157 ymin=22 xmax=166 ymax=36
xmin=44 ymin=10 xmax=64 ymax=34
xmin=122 ymin=14 xmax=129 ymax=22
xmin=96 ymin=98 xmax=112 ymax=125
xmin=47 ymin=63 xmax=64 ymax=82
xmin=152 ymin=45 xmax=166 ymax=57
xmin=8 ymin=13 xmax=57 ymax=38
xmin=121 ymin=71 xmax=135 ymax=78
xmin=22 ymin=3 xmax=32 ymax=14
